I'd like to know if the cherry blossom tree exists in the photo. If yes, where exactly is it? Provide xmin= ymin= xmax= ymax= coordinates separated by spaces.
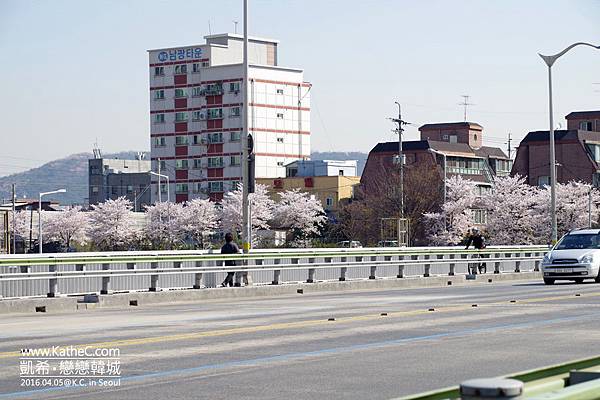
xmin=272 ymin=189 xmax=326 ymax=246
xmin=12 ymin=210 xmax=32 ymax=239
xmin=87 ymin=197 xmax=139 ymax=251
xmin=221 ymin=183 xmax=274 ymax=245
xmin=532 ymin=181 xmax=600 ymax=241
xmin=482 ymin=175 xmax=541 ymax=245
xmin=424 ymin=176 xmax=477 ymax=245
xmin=44 ymin=206 xmax=89 ymax=248
xmin=181 ymin=198 xmax=219 ymax=248
xmin=144 ymin=202 xmax=186 ymax=249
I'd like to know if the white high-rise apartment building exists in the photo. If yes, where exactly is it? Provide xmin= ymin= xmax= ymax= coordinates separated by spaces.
xmin=148 ymin=33 xmax=311 ymax=203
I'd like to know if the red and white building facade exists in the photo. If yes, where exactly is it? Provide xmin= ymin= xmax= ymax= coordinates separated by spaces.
xmin=149 ymin=33 xmax=311 ymax=202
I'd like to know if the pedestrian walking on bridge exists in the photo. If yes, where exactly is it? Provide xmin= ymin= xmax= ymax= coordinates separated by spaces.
xmin=221 ymin=233 xmax=240 ymax=287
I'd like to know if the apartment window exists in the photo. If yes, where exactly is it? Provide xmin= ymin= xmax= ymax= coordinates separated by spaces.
xmin=205 ymin=83 xmax=223 ymax=95
xmin=276 ymin=137 xmax=284 ymax=143
xmin=580 ymin=121 xmax=594 ymax=131
xmin=276 ymin=113 xmax=284 ymax=119
xmin=159 ymin=160 xmax=166 ymax=171
xmin=127 ymin=185 xmax=133 ymax=194
xmin=207 ymin=108 xmax=223 ymax=119
xmin=538 ymin=175 xmax=550 ymax=187
xmin=192 ymin=111 xmax=204 ymax=121
xmin=230 ymin=155 xmax=241 ymax=166
xmin=154 ymin=114 xmax=165 ymax=124
xmin=442 ymin=134 xmax=449 ymax=140
xmin=91 ymin=186 xmax=99 ymax=193
xmin=192 ymin=63 xmax=200 ymax=73
xmin=192 ymin=87 xmax=202 ymax=97
xmin=230 ymin=131 xmax=241 ymax=142
xmin=154 ymin=90 xmax=165 ymax=100
xmin=176 ymin=183 xmax=189 ymax=193
xmin=192 ymin=183 xmax=202 ymax=193
xmin=175 ymin=136 xmax=188 ymax=145
xmin=207 ymin=132 xmax=223 ymax=143
xmin=277 ymin=161 xmax=284 ymax=167
xmin=154 ymin=66 xmax=164 ymax=76
xmin=472 ymin=209 xmax=487 ymax=224
xmin=154 ymin=137 xmax=166 ymax=147
xmin=287 ymin=168 xmax=298 ymax=177
xmin=201 ymin=61 xmax=209 ymax=68
xmin=230 ymin=107 xmax=241 ymax=117
xmin=476 ymin=185 xmax=492 ymax=196
xmin=208 ymin=157 xmax=224 ymax=168
xmin=587 ymin=143 xmax=600 ymax=162
xmin=192 ymin=135 xmax=202 ymax=145
xmin=338 ymin=169 xmax=344 ymax=176
xmin=175 ymin=112 xmax=188 ymax=122
xmin=160 ymin=184 xmax=167 ymax=193
xmin=174 ymin=64 xmax=187 ymax=74
xmin=326 ymin=197 xmax=334 ymax=208
xmin=174 ymin=88 xmax=187 ymax=98
xmin=193 ymin=159 xmax=202 ymax=169
xmin=276 ymin=88 xmax=284 ymax=94
xmin=209 ymin=181 xmax=224 ymax=193
xmin=229 ymin=82 xmax=240 ymax=92
xmin=230 ymin=181 xmax=240 ymax=190
xmin=175 ymin=159 xmax=188 ymax=170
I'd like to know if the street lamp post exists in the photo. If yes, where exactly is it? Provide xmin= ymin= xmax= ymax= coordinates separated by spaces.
xmin=150 ymin=171 xmax=170 ymax=203
xmin=539 ymin=42 xmax=600 ymax=244
xmin=39 ymin=189 xmax=66 ymax=254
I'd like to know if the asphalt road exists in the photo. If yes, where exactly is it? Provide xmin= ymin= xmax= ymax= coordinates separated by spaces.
xmin=1 ymin=279 xmax=600 ymax=400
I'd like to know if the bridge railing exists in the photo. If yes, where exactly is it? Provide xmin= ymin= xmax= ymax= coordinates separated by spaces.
xmin=0 ymin=245 xmax=548 ymax=299
xmin=396 ymin=354 xmax=600 ymax=400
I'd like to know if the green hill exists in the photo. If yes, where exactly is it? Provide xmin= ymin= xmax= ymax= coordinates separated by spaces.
xmin=0 ymin=151 xmax=368 ymax=205
xmin=0 ymin=152 xmax=141 ymax=205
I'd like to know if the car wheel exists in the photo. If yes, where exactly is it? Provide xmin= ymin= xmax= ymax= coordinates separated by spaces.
xmin=574 ymin=278 xmax=584 ymax=284
xmin=543 ymin=278 xmax=555 ymax=285
xmin=595 ymin=274 xmax=600 ymax=284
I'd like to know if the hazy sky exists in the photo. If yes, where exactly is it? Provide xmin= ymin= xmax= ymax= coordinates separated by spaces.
xmin=1 ymin=0 xmax=599 ymax=176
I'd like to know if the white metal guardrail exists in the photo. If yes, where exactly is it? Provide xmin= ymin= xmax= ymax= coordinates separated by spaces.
xmin=0 ymin=246 xmax=548 ymax=299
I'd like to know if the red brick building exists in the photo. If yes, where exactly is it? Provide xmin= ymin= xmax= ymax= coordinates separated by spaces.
xmin=511 ymin=111 xmax=600 ymax=186
xmin=361 ymin=122 xmax=511 ymax=223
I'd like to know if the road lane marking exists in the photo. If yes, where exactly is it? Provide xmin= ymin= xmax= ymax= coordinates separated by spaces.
xmin=2 ymin=312 xmax=599 ymax=399
xmin=1 ymin=289 xmax=599 ymax=360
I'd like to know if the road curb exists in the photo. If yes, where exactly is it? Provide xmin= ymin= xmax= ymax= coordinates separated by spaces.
xmin=0 ymin=271 xmax=541 ymax=314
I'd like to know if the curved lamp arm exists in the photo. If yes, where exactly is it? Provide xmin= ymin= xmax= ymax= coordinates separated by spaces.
xmin=539 ymin=42 xmax=600 ymax=67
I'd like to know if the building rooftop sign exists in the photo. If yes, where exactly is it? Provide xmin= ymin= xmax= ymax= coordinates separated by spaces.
xmin=157 ymin=47 xmax=203 ymax=62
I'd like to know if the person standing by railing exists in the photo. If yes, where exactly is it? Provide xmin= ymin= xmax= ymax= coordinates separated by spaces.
xmin=221 ymin=233 xmax=240 ymax=287
xmin=465 ymin=228 xmax=487 ymax=274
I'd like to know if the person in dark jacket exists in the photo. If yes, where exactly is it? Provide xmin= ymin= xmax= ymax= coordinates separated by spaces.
xmin=465 ymin=228 xmax=486 ymax=250
xmin=221 ymin=233 xmax=240 ymax=287
xmin=465 ymin=228 xmax=486 ymax=273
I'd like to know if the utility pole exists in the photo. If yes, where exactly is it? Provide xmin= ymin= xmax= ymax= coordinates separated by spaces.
xmin=390 ymin=102 xmax=407 ymax=218
xmin=157 ymin=158 xmax=162 ymax=203
xmin=459 ymin=95 xmax=474 ymax=122
xmin=241 ymin=0 xmax=251 ymax=254
xmin=506 ymin=133 xmax=513 ymax=159
xmin=11 ymin=184 xmax=16 ymax=254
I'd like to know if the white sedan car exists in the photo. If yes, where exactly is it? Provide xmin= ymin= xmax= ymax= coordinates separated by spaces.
xmin=541 ymin=229 xmax=600 ymax=285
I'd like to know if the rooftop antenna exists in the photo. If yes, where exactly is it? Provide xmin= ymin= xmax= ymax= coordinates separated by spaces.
xmin=459 ymin=95 xmax=474 ymax=122
xmin=92 ymin=141 xmax=102 ymax=159
xmin=136 ymin=152 xmax=146 ymax=161
xmin=208 ymin=20 xmax=212 ymax=35
xmin=233 ymin=20 xmax=239 ymax=34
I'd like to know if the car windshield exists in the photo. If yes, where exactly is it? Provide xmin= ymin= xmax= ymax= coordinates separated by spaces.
xmin=555 ymin=234 xmax=600 ymax=250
